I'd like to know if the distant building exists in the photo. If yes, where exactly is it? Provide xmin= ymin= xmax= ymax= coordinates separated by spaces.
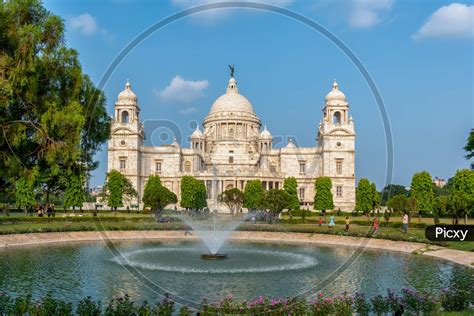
xmin=433 ymin=177 xmax=446 ymax=188
xmin=107 ymin=72 xmax=356 ymax=212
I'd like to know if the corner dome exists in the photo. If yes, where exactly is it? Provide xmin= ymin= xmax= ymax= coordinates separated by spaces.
xmin=259 ymin=125 xmax=272 ymax=139
xmin=325 ymin=80 xmax=347 ymax=105
xmin=191 ymin=126 xmax=203 ymax=138
xmin=117 ymin=80 xmax=137 ymax=104
xmin=208 ymin=77 xmax=256 ymax=115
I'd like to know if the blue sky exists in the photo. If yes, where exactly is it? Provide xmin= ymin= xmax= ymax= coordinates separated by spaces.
xmin=42 ymin=0 xmax=473 ymax=189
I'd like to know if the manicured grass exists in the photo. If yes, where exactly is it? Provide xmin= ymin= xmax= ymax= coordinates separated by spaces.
xmin=0 ymin=213 xmax=472 ymax=252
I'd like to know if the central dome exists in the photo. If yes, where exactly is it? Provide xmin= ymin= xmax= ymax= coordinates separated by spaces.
xmin=208 ymin=77 xmax=256 ymax=115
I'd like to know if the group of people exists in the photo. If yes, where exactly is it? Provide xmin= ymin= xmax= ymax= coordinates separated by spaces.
xmin=317 ymin=214 xmax=381 ymax=235
xmin=35 ymin=204 xmax=55 ymax=217
xmin=317 ymin=212 xmax=411 ymax=235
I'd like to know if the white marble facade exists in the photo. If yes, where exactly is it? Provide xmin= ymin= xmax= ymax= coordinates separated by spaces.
xmin=107 ymin=75 xmax=356 ymax=211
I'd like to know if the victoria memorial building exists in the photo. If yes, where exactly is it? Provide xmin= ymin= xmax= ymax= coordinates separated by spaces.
xmin=107 ymin=72 xmax=356 ymax=211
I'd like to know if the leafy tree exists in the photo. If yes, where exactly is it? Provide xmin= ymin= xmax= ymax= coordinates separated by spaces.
xmin=142 ymin=175 xmax=177 ymax=219
xmin=433 ymin=195 xmax=449 ymax=223
xmin=15 ymin=176 xmax=36 ymax=215
xmin=464 ymin=128 xmax=474 ymax=169
xmin=355 ymin=178 xmax=373 ymax=216
xmin=261 ymin=189 xmax=289 ymax=219
xmin=371 ymin=182 xmax=381 ymax=213
xmin=406 ymin=196 xmax=418 ymax=220
xmin=410 ymin=171 xmax=434 ymax=214
xmin=194 ymin=180 xmax=208 ymax=211
xmin=219 ymin=188 xmax=244 ymax=215
xmin=180 ymin=176 xmax=195 ymax=210
xmin=283 ymin=177 xmax=299 ymax=210
xmin=243 ymin=180 xmax=264 ymax=210
xmin=387 ymin=194 xmax=407 ymax=214
xmin=101 ymin=170 xmax=137 ymax=215
xmin=448 ymin=169 xmax=474 ymax=224
xmin=179 ymin=176 xmax=207 ymax=211
xmin=64 ymin=173 xmax=85 ymax=213
xmin=0 ymin=0 xmax=109 ymax=198
xmin=313 ymin=177 xmax=334 ymax=212
xmin=380 ymin=184 xmax=408 ymax=206
xmin=122 ymin=177 xmax=138 ymax=207
xmin=432 ymin=178 xmax=453 ymax=197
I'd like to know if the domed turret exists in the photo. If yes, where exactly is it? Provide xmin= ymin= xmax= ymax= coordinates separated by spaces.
xmin=191 ymin=126 xmax=204 ymax=139
xmin=325 ymin=80 xmax=348 ymax=106
xmin=117 ymin=80 xmax=137 ymax=104
xmin=259 ymin=126 xmax=272 ymax=139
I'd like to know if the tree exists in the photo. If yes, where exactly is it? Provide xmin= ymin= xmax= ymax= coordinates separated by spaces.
xmin=406 ymin=197 xmax=418 ymax=220
xmin=15 ymin=176 xmax=36 ymax=216
xmin=122 ymin=176 xmax=138 ymax=207
xmin=463 ymin=128 xmax=474 ymax=169
xmin=448 ymin=169 xmax=474 ymax=224
xmin=433 ymin=195 xmax=449 ymax=223
xmin=0 ymin=0 xmax=109 ymax=199
xmin=380 ymin=184 xmax=408 ymax=206
xmin=372 ymin=183 xmax=381 ymax=213
xmin=194 ymin=180 xmax=208 ymax=211
xmin=219 ymin=188 xmax=244 ymax=215
xmin=314 ymin=177 xmax=334 ymax=212
xmin=283 ymin=177 xmax=299 ymax=210
xmin=387 ymin=194 xmax=407 ymax=214
xmin=142 ymin=175 xmax=177 ymax=219
xmin=64 ymin=173 xmax=85 ymax=213
xmin=179 ymin=176 xmax=207 ymax=211
xmin=355 ymin=178 xmax=373 ymax=216
xmin=100 ymin=170 xmax=137 ymax=215
xmin=243 ymin=180 xmax=264 ymax=211
xmin=410 ymin=171 xmax=434 ymax=215
xmin=260 ymin=189 xmax=289 ymax=220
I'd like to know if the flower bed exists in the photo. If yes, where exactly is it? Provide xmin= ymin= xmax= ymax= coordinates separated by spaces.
xmin=0 ymin=287 xmax=471 ymax=315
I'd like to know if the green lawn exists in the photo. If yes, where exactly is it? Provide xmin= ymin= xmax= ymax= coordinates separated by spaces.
xmin=0 ymin=212 xmax=472 ymax=252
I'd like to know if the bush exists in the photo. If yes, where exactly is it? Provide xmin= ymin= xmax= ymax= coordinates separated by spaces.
xmin=77 ymin=296 xmax=101 ymax=316
xmin=370 ymin=294 xmax=389 ymax=316
xmin=353 ymin=292 xmax=370 ymax=316
xmin=441 ymin=285 xmax=471 ymax=311
xmin=0 ymin=289 xmax=471 ymax=315
xmin=104 ymin=294 xmax=137 ymax=316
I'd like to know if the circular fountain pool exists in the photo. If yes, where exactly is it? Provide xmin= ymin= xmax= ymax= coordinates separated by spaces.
xmin=0 ymin=240 xmax=471 ymax=305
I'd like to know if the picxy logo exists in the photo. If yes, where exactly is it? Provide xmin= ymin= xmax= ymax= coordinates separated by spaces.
xmin=425 ymin=225 xmax=473 ymax=242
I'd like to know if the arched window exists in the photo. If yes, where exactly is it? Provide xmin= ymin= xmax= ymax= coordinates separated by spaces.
xmin=121 ymin=111 xmax=129 ymax=123
xmin=333 ymin=111 xmax=341 ymax=124
xmin=184 ymin=161 xmax=191 ymax=173
xmin=229 ymin=128 xmax=234 ymax=139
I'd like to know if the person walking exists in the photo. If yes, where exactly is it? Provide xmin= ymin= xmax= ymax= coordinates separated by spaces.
xmin=373 ymin=217 xmax=379 ymax=235
xmin=344 ymin=216 xmax=350 ymax=232
xmin=318 ymin=217 xmax=323 ymax=227
xmin=329 ymin=214 xmax=335 ymax=228
xmin=402 ymin=213 xmax=409 ymax=234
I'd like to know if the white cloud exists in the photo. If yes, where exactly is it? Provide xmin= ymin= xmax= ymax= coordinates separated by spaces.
xmin=413 ymin=3 xmax=474 ymax=40
xmin=179 ymin=107 xmax=198 ymax=115
xmin=349 ymin=0 xmax=394 ymax=29
xmin=154 ymin=75 xmax=208 ymax=103
xmin=68 ymin=13 xmax=98 ymax=35
xmin=170 ymin=0 xmax=294 ymax=23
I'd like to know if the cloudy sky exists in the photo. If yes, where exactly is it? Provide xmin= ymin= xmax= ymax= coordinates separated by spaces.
xmin=43 ymin=0 xmax=473 ymax=189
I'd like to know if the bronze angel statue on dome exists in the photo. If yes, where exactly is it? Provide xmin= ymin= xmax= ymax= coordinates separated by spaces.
xmin=228 ymin=64 xmax=235 ymax=78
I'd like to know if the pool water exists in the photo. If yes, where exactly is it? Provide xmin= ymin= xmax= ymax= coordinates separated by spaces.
xmin=0 ymin=240 xmax=471 ymax=306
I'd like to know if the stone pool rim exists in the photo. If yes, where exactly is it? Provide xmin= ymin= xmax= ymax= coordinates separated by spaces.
xmin=0 ymin=230 xmax=472 ymax=267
